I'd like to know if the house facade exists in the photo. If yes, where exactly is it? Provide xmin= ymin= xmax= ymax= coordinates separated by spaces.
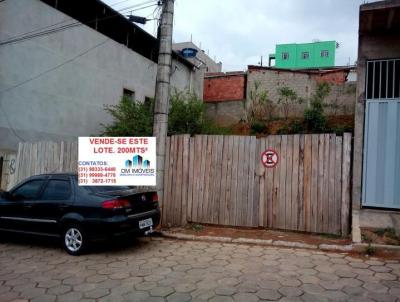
xmin=269 ymin=41 xmax=336 ymax=69
xmin=352 ymin=0 xmax=400 ymax=240
xmin=0 ymin=0 xmax=203 ymax=152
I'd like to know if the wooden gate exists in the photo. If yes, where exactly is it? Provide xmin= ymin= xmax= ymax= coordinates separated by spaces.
xmin=162 ymin=133 xmax=352 ymax=235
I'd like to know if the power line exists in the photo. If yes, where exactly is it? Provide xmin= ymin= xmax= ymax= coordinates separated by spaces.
xmin=0 ymin=39 xmax=110 ymax=142
xmin=0 ymin=1 xmax=159 ymax=47
xmin=0 ymin=39 xmax=109 ymax=95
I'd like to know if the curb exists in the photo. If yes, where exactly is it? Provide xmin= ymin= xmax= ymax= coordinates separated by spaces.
xmin=160 ymin=231 xmax=355 ymax=252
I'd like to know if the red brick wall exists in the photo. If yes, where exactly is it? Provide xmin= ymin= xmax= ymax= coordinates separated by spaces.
xmin=312 ymin=70 xmax=348 ymax=85
xmin=203 ymin=74 xmax=246 ymax=102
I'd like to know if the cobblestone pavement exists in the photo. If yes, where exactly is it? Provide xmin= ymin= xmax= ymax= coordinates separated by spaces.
xmin=1 ymin=237 xmax=400 ymax=302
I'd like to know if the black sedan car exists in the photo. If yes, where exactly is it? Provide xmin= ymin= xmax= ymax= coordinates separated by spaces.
xmin=0 ymin=173 xmax=160 ymax=255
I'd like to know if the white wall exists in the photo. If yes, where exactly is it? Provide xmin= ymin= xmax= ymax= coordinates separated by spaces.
xmin=0 ymin=0 xmax=202 ymax=151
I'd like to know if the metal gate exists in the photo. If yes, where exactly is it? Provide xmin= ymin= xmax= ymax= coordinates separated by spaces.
xmin=363 ymin=59 xmax=400 ymax=209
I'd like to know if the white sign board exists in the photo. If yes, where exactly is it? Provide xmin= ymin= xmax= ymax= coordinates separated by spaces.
xmin=78 ymin=137 xmax=156 ymax=186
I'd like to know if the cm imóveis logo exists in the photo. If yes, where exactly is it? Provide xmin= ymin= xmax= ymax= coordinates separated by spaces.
xmin=121 ymin=154 xmax=155 ymax=176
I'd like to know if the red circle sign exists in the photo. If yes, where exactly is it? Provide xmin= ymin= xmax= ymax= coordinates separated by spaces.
xmin=261 ymin=149 xmax=279 ymax=168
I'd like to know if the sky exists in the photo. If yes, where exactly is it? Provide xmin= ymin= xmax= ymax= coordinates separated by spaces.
xmin=102 ymin=0 xmax=375 ymax=71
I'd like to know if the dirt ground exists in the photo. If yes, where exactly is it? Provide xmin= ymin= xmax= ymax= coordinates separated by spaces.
xmin=362 ymin=228 xmax=400 ymax=246
xmin=168 ymin=224 xmax=352 ymax=246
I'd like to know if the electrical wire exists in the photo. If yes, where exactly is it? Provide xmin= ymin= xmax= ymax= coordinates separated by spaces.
xmin=0 ymin=39 xmax=109 ymax=95
xmin=0 ymin=39 xmax=110 ymax=141
xmin=0 ymin=0 xmax=156 ymax=44
xmin=0 ymin=1 xmax=159 ymax=47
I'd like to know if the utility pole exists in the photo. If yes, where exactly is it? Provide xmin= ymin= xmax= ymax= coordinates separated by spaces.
xmin=153 ymin=0 xmax=174 ymax=207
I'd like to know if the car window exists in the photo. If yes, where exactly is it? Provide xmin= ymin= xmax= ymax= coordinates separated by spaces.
xmin=12 ymin=180 xmax=45 ymax=200
xmin=41 ymin=180 xmax=71 ymax=200
xmin=89 ymin=186 xmax=131 ymax=193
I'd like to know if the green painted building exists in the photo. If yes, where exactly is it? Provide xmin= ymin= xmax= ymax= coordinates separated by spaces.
xmin=269 ymin=41 xmax=336 ymax=69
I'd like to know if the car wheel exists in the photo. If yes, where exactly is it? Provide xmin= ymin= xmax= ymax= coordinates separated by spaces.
xmin=62 ymin=224 xmax=86 ymax=256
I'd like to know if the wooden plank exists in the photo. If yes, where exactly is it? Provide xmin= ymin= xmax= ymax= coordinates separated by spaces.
xmin=202 ymin=136 xmax=213 ymax=223
xmin=60 ymin=141 xmax=64 ymax=174
xmin=230 ymin=136 xmax=239 ymax=226
xmin=341 ymin=133 xmax=352 ymax=236
xmin=187 ymin=137 xmax=194 ymax=222
xmin=323 ymin=134 xmax=331 ymax=233
xmin=328 ymin=134 xmax=336 ymax=234
xmin=219 ymin=136 xmax=229 ymax=225
xmin=298 ymin=135 xmax=305 ymax=231
xmin=285 ymin=135 xmax=293 ymax=230
xmin=291 ymin=134 xmax=300 ymax=231
xmin=191 ymin=136 xmax=201 ymax=222
xmin=181 ymin=135 xmax=190 ymax=226
xmin=335 ymin=136 xmax=343 ymax=235
xmin=277 ymin=135 xmax=287 ymax=230
xmin=15 ymin=142 xmax=22 ymax=184
xmin=254 ymin=138 xmax=266 ymax=227
xmin=208 ymin=136 xmax=219 ymax=224
xmin=175 ymin=136 xmax=183 ymax=226
xmin=238 ymin=136 xmax=248 ymax=226
xmin=166 ymin=135 xmax=176 ymax=226
xmin=237 ymin=136 xmax=247 ymax=226
xmin=162 ymin=137 xmax=171 ymax=226
xmin=271 ymin=135 xmax=282 ymax=229
xmin=224 ymin=136 xmax=234 ymax=226
xmin=250 ymin=136 xmax=258 ymax=227
xmin=265 ymin=137 xmax=273 ymax=228
xmin=316 ymin=135 xmax=324 ymax=233
xmin=311 ymin=134 xmax=319 ymax=233
xmin=258 ymin=138 xmax=266 ymax=227
xmin=197 ymin=135 xmax=207 ymax=223
xmin=213 ymin=135 xmax=224 ymax=224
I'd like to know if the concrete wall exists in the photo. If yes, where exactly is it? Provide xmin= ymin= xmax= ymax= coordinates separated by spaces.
xmin=0 ymin=0 xmax=202 ymax=151
xmin=205 ymin=100 xmax=246 ymax=126
xmin=352 ymin=2 xmax=400 ymax=241
xmin=246 ymin=67 xmax=356 ymax=118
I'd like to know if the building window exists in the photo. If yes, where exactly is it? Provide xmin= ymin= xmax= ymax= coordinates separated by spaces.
xmin=282 ymin=52 xmax=289 ymax=60
xmin=144 ymin=96 xmax=152 ymax=106
xmin=123 ymin=88 xmax=135 ymax=101
xmin=321 ymin=50 xmax=329 ymax=58
xmin=301 ymin=52 xmax=309 ymax=59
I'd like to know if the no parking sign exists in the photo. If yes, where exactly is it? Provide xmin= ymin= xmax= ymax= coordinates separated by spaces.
xmin=261 ymin=149 xmax=279 ymax=168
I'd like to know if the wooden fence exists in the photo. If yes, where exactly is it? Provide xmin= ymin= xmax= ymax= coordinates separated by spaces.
xmin=10 ymin=134 xmax=352 ymax=235
xmin=10 ymin=141 xmax=78 ymax=188
xmin=162 ymin=133 xmax=352 ymax=235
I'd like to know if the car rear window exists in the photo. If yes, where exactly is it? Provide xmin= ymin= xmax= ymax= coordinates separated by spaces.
xmin=88 ymin=186 xmax=132 ymax=193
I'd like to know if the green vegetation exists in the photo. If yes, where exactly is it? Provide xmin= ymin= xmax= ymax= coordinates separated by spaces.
xmin=303 ymin=82 xmax=330 ymax=133
xmin=101 ymin=96 xmax=154 ymax=136
xmin=247 ymin=81 xmax=275 ymax=124
xmin=191 ymin=223 xmax=204 ymax=232
xmin=277 ymin=86 xmax=301 ymax=120
xmin=365 ymin=244 xmax=376 ymax=256
xmin=101 ymin=91 xmax=231 ymax=137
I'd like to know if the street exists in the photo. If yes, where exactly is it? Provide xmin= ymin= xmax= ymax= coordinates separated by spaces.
xmin=0 ymin=237 xmax=400 ymax=302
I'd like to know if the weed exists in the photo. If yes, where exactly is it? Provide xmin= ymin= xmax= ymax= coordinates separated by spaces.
xmin=365 ymin=244 xmax=376 ymax=256
xmin=191 ymin=224 xmax=204 ymax=232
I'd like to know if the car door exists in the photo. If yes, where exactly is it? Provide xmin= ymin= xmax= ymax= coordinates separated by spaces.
xmin=0 ymin=178 xmax=46 ymax=232
xmin=25 ymin=177 xmax=74 ymax=235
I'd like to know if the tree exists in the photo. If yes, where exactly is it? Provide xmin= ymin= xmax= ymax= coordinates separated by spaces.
xmin=100 ymin=96 xmax=153 ymax=136
xmin=303 ymin=82 xmax=331 ymax=132
xmin=101 ymin=91 xmax=230 ymax=137
xmin=277 ymin=86 xmax=299 ymax=119
xmin=247 ymin=81 xmax=274 ymax=123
